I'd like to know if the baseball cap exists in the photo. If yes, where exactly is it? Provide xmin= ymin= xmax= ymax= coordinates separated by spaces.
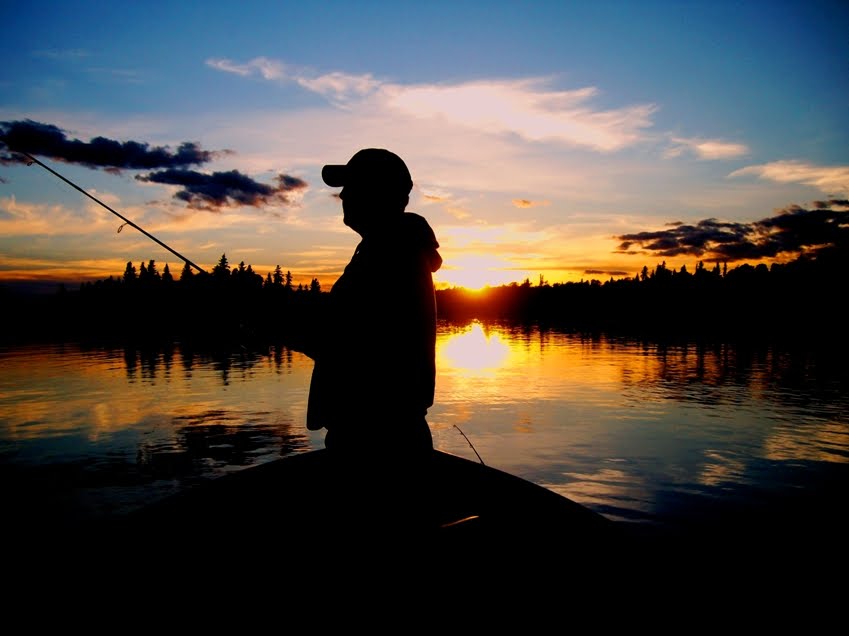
xmin=322 ymin=148 xmax=413 ymax=194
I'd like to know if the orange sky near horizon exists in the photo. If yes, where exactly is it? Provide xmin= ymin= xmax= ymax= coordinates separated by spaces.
xmin=0 ymin=225 xmax=799 ymax=294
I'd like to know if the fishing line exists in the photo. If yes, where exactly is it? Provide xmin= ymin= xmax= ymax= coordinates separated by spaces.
xmin=18 ymin=151 xmax=207 ymax=275
xmin=454 ymin=424 xmax=484 ymax=465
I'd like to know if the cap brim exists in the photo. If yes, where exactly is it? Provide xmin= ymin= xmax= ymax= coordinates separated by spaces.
xmin=321 ymin=164 xmax=346 ymax=187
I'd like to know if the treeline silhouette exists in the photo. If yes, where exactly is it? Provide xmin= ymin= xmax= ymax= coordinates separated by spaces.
xmin=437 ymin=244 xmax=846 ymax=343
xmin=3 ymin=254 xmax=329 ymax=348
xmin=2 ymin=244 xmax=846 ymax=347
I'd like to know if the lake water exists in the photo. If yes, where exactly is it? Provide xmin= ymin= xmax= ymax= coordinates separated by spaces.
xmin=2 ymin=320 xmax=847 ymax=540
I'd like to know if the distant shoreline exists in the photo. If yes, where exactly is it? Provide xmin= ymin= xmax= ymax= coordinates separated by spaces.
xmin=3 ymin=244 xmax=847 ymax=350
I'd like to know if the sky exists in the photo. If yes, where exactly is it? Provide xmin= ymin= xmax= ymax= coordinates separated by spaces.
xmin=1 ymin=0 xmax=847 ymax=292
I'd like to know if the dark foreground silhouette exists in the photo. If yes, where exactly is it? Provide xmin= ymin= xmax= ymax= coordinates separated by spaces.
xmin=304 ymin=149 xmax=442 ymax=457
xmin=109 ymin=448 xmax=615 ymax=540
xmin=13 ymin=445 xmax=841 ymax=591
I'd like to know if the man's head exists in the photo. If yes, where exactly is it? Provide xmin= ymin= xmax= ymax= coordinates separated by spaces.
xmin=322 ymin=149 xmax=412 ymax=234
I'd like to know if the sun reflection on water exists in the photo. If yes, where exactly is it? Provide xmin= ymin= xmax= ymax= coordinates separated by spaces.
xmin=437 ymin=321 xmax=510 ymax=377
xmin=2 ymin=331 xmax=847 ymax=535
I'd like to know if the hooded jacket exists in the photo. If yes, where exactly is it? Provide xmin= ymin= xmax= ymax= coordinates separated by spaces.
xmin=306 ymin=212 xmax=442 ymax=435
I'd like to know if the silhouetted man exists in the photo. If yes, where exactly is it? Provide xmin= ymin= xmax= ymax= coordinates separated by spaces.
xmin=306 ymin=148 xmax=442 ymax=458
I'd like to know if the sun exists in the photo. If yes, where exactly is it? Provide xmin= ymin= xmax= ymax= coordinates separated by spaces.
xmin=435 ymin=253 xmax=525 ymax=291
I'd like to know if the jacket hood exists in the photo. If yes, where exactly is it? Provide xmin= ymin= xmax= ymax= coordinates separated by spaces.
xmin=366 ymin=212 xmax=442 ymax=273
xmin=403 ymin=212 xmax=442 ymax=272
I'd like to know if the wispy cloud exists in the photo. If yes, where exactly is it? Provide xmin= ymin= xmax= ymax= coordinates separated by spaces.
xmin=32 ymin=48 xmax=90 ymax=61
xmin=297 ymin=72 xmax=382 ymax=103
xmin=512 ymin=199 xmax=550 ymax=208
xmin=729 ymin=160 xmax=849 ymax=195
xmin=206 ymin=57 xmax=378 ymax=103
xmin=206 ymin=56 xmax=287 ymax=80
xmin=86 ymin=67 xmax=146 ymax=84
xmin=446 ymin=205 xmax=471 ymax=220
xmin=415 ymin=188 xmax=473 ymax=219
xmin=440 ymin=223 xmax=552 ymax=251
xmin=207 ymin=57 xmax=656 ymax=151
xmin=666 ymin=136 xmax=749 ymax=160
xmin=0 ymin=194 xmax=115 ymax=235
xmin=384 ymin=80 xmax=655 ymax=151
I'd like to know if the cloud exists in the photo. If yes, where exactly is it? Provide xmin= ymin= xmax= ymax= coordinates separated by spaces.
xmin=413 ymin=187 xmax=474 ymax=219
xmin=615 ymin=201 xmax=849 ymax=262
xmin=207 ymin=57 xmax=656 ymax=151
xmin=384 ymin=80 xmax=656 ymax=151
xmin=666 ymin=137 xmax=749 ymax=160
xmin=440 ymin=223 xmax=551 ymax=252
xmin=813 ymin=198 xmax=849 ymax=209
xmin=446 ymin=205 xmax=471 ymax=220
xmin=512 ymin=199 xmax=550 ymax=208
xmin=135 ymin=169 xmax=308 ymax=211
xmin=32 ymin=48 xmax=90 ymax=60
xmin=206 ymin=56 xmax=287 ymax=80
xmin=297 ymin=72 xmax=382 ymax=103
xmin=206 ymin=57 xmax=378 ymax=103
xmin=585 ymin=269 xmax=631 ymax=277
xmin=0 ymin=119 xmax=217 ymax=171
xmin=729 ymin=160 xmax=849 ymax=195
xmin=0 ymin=194 xmax=114 ymax=234
xmin=85 ymin=67 xmax=145 ymax=84
xmin=0 ymin=119 xmax=303 ymax=214
xmin=757 ymin=203 xmax=849 ymax=255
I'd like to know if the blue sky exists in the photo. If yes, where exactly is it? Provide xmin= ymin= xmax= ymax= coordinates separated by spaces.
xmin=2 ymin=0 xmax=847 ymax=290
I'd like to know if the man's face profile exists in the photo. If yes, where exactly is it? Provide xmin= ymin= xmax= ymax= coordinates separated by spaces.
xmin=340 ymin=181 xmax=405 ymax=234
xmin=340 ymin=182 xmax=372 ymax=233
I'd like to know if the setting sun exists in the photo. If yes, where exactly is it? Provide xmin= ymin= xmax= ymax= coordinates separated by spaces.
xmin=435 ymin=253 xmax=527 ymax=291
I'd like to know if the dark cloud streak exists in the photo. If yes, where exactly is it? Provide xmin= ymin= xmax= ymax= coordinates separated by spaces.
xmin=0 ymin=119 xmax=216 ymax=170
xmin=585 ymin=269 xmax=631 ymax=277
xmin=0 ymin=119 xmax=308 ymax=212
xmin=616 ymin=203 xmax=849 ymax=262
xmin=136 ymin=169 xmax=308 ymax=211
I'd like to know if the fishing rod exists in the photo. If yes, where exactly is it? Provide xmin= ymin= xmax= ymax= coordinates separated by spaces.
xmin=454 ymin=424 xmax=485 ymax=465
xmin=18 ymin=151 xmax=208 ymax=275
